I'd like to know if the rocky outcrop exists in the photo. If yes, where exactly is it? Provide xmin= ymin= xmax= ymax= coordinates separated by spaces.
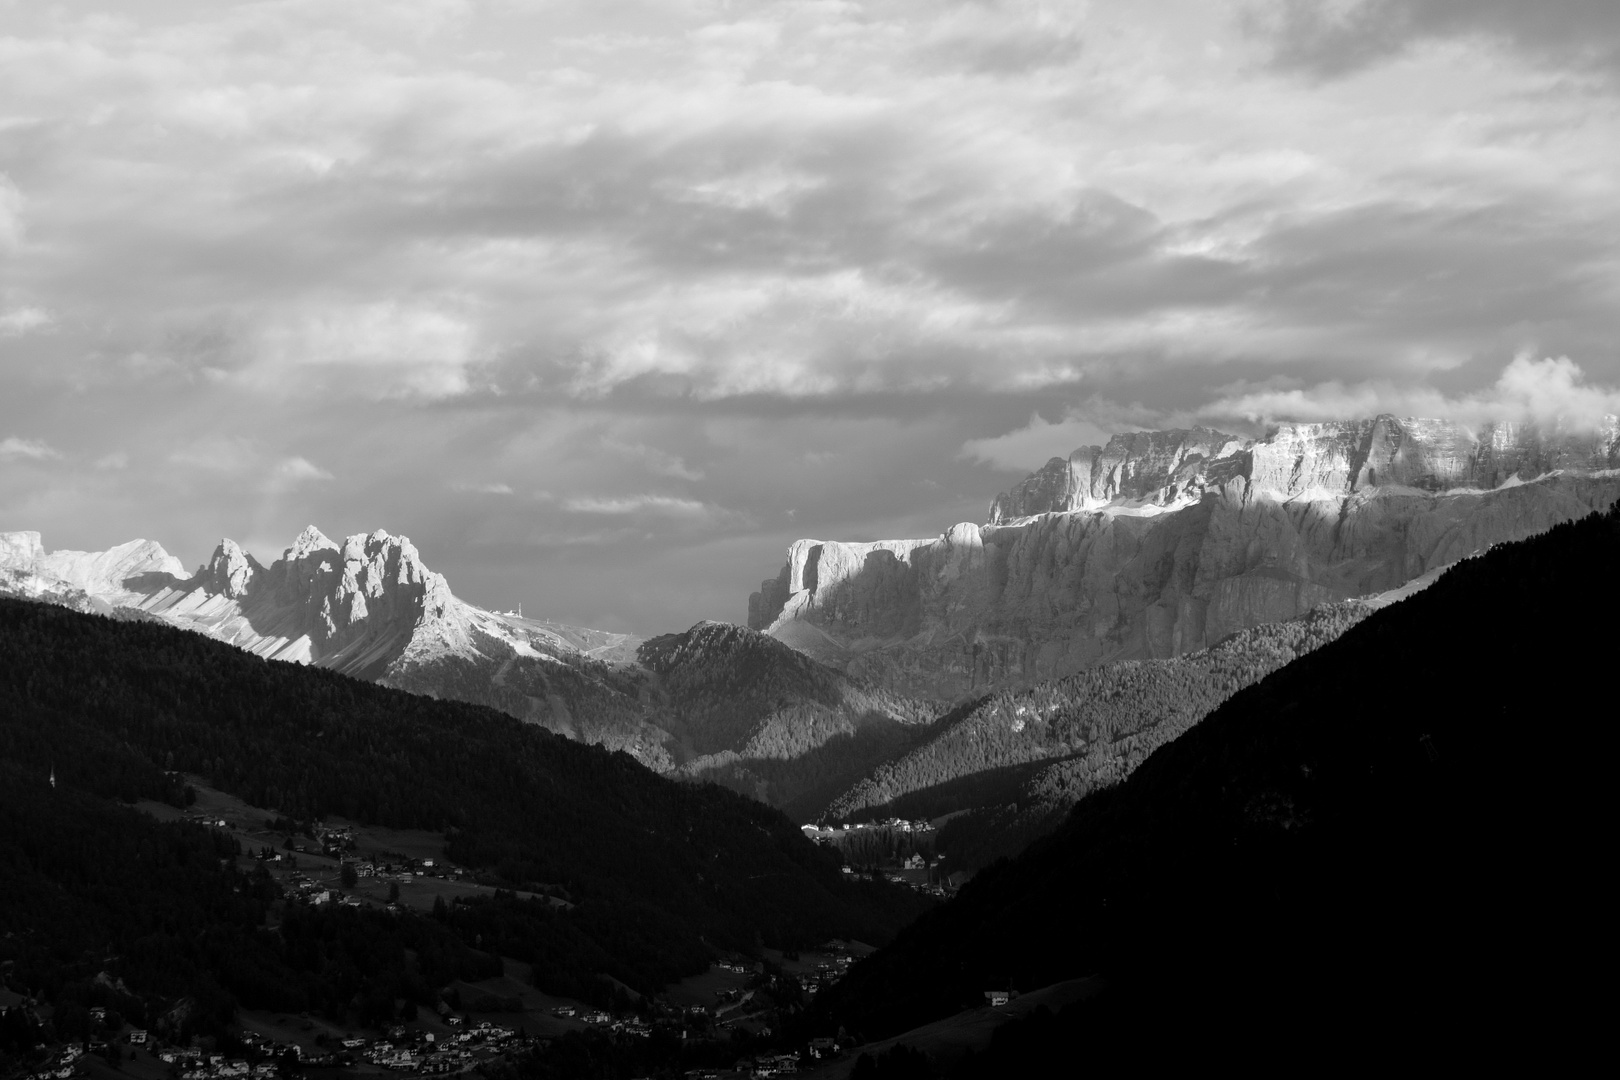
xmin=751 ymin=415 xmax=1620 ymax=698
xmin=0 ymin=531 xmax=187 ymax=613
xmin=127 ymin=525 xmax=470 ymax=678
xmin=988 ymin=427 xmax=1246 ymax=521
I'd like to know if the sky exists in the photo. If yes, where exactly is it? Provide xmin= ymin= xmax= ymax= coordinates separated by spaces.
xmin=2 ymin=0 xmax=1619 ymax=635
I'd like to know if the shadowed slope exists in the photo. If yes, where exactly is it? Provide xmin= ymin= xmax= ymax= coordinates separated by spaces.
xmin=639 ymin=621 xmax=940 ymax=817
xmin=817 ymin=506 xmax=1616 ymax=1061
xmin=0 ymin=597 xmax=932 ymax=1001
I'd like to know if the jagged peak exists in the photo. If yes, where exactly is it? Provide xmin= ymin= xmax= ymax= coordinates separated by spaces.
xmin=332 ymin=528 xmax=420 ymax=560
xmin=286 ymin=525 xmax=339 ymax=561
xmin=202 ymin=538 xmax=263 ymax=599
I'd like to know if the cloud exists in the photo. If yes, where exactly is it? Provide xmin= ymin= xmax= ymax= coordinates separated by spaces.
xmin=916 ymin=2 xmax=1086 ymax=76
xmin=94 ymin=451 xmax=129 ymax=470
xmin=0 ymin=307 xmax=51 ymax=335
xmin=1202 ymin=355 xmax=1620 ymax=428
xmin=0 ymin=436 xmax=60 ymax=460
xmin=168 ymin=438 xmax=259 ymax=474
xmin=454 ymin=481 xmax=514 ymax=495
xmin=166 ymin=441 xmax=333 ymax=492
xmin=270 ymin=457 xmax=335 ymax=488
xmin=3 ymin=0 xmax=1615 ymax=413
xmin=562 ymin=494 xmax=711 ymax=517
xmin=1243 ymin=0 xmax=1620 ymax=80
xmin=251 ymin=303 xmax=478 ymax=400
xmin=960 ymin=412 xmax=1113 ymax=471
xmin=604 ymin=440 xmax=704 ymax=481
xmin=0 ymin=175 xmax=25 ymax=250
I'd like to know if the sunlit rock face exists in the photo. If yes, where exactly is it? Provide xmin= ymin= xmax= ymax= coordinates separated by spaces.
xmin=750 ymin=415 xmax=1620 ymax=698
xmin=988 ymin=427 xmax=1247 ymax=521
xmin=0 ymin=531 xmax=187 ymax=612
xmin=0 ymin=525 xmax=660 ymax=764
xmin=119 ymin=525 xmax=471 ymax=678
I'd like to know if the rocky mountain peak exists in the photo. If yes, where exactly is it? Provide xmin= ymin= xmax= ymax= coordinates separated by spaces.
xmin=286 ymin=524 xmax=339 ymax=562
xmin=201 ymin=538 xmax=263 ymax=599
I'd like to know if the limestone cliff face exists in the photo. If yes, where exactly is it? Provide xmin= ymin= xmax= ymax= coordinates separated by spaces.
xmin=751 ymin=415 xmax=1620 ymax=698
xmin=988 ymin=427 xmax=1246 ymax=521
xmin=0 ymin=531 xmax=187 ymax=612
xmin=126 ymin=525 xmax=470 ymax=678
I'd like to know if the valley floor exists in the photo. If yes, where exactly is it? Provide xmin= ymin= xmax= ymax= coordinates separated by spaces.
xmin=794 ymin=976 xmax=1104 ymax=1078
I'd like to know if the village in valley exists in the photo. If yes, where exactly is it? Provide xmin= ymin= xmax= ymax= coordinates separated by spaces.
xmin=0 ymin=781 xmax=891 ymax=1080
xmin=4 ymin=949 xmax=867 ymax=1080
xmin=798 ymin=819 xmax=969 ymax=899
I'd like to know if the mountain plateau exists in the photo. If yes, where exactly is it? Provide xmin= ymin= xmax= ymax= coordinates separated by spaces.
xmin=749 ymin=414 xmax=1620 ymax=698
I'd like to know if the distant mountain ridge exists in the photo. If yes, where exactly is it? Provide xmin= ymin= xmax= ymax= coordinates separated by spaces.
xmin=0 ymin=528 xmax=936 ymax=809
xmin=749 ymin=413 xmax=1620 ymax=698
xmin=986 ymin=414 xmax=1620 ymax=521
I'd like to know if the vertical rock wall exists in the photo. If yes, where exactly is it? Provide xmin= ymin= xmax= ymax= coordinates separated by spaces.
xmin=751 ymin=415 xmax=1620 ymax=698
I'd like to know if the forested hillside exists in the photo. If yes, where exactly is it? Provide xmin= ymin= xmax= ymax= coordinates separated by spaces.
xmin=822 ymin=601 xmax=1373 ymax=867
xmin=0 ymin=599 xmax=930 ymax=1009
xmin=0 ymin=763 xmax=505 ymax=1044
xmin=639 ymin=622 xmax=940 ymax=818
xmin=814 ymin=508 xmax=1614 ymax=1062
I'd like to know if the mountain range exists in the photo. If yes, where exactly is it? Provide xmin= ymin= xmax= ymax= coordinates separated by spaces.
xmin=0 ymin=528 xmax=936 ymax=816
xmin=748 ymin=414 xmax=1620 ymax=699
xmin=4 ymin=414 xmax=1615 ymax=1070
xmin=8 ymin=413 xmax=1620 ymax=848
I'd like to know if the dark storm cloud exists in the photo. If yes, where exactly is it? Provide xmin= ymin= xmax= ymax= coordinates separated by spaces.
xmin=1246 ymin=0 xmax=1620 ymax=81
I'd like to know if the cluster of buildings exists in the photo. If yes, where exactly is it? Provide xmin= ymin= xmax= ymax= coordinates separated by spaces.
xmin=578 ymin=1012 xmax=651 ymax=1037
xmin=790 ymin=954 xmax=853 ymax=999
xmin=163 ymin=1046 xmax=279 ymax=1080
xmin=681 ymin=1051 xmax=802 ymax=1078
xmin=341 ymin=1021 xmax=523 ymax=1072
xmin=557 ymin=1004 xmax=644 ymax=1035
xmin=26 ymin=1042 xmax=88 ymax=1080
xmin=681 ymin=1044 xmax=840 ymax=1078
xmin=19 ymin=1009 xmax=534 ymax=1080
xmin=351 ymin=857 xmax=463 ymax=883
xmin=798 ymin=818 xmax=935 ymax=843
